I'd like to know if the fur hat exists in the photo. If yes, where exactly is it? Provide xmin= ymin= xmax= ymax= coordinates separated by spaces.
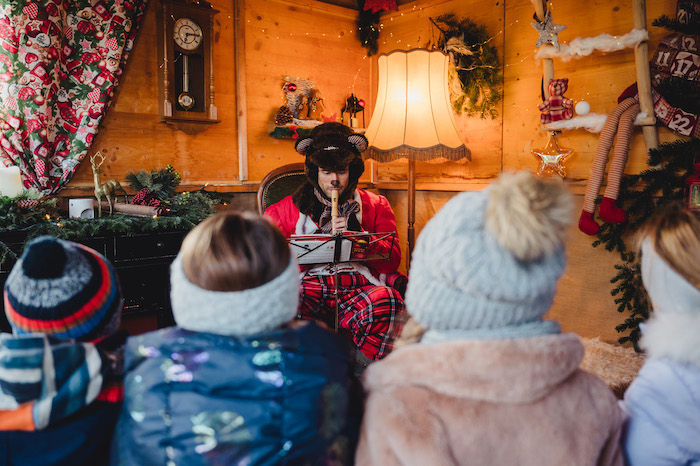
xmin=170 ymin=252 xmax=300 ymax=337
xmin=3 ymin=236 xmax=123 ymax=342
xmin=293 ymin=122 xmax=367 ymax=209
xmin=405 ymin=171 xmax=573 ymax=342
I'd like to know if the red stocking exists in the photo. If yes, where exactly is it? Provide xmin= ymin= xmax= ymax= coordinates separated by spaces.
xmin=578 ymin=210 xmax=600 ymax=236
xmin=579 ymin=98 xmax=639 ymax=235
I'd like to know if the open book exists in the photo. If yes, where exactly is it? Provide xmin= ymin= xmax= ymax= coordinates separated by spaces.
xmin=289 ymin=232 xmax=396 ymax=265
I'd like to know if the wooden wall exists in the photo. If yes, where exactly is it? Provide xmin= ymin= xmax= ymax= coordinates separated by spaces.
xmin=63 ymin=0 xmax=370 ymax=192
xmin=372 ymin=0 xmax=679 ymax=344
xmin=62 ymin=0 xmax=682 ymax=343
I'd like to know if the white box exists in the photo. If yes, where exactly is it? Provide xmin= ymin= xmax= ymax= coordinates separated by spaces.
xmin=69 ymin=198 xmax=95 ymax=219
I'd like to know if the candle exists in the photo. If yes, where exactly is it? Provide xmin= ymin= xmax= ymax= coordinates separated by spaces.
xmin=0 ymin=166 xmax=23 ymax=197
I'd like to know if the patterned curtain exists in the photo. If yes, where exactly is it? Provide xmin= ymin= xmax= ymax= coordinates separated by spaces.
xmin=0 ymin=0 xmax=147 ymax=195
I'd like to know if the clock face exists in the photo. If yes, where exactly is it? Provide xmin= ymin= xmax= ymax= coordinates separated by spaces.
xmin=173 ymin=17 xmax=202 ymax=51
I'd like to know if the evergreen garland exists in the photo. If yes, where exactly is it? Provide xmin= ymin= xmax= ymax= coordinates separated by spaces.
xmin=430 ymin=14 xmax=503 ymax=119
xmin=269 ymin=126 xmax=314 ymax=139
xmin=125 ymin=165 xmax=181 ymax=201
xmin=593 ymin=139 xmax=700 ymax=350
xmin=356 ymin=0 xmax=381 ymax=56
xmin=0 ymin=190 xmax=217 ymax=269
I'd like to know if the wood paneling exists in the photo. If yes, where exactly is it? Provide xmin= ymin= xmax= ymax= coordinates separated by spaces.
xmin=60 ymin=0 xmax=681 ymax=342
xmin=67 ymin=0 xmax=240 ymax=190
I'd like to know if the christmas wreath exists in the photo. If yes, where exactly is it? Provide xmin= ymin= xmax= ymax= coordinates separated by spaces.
xmin=430 ymin=14 xmax=503 ymax=119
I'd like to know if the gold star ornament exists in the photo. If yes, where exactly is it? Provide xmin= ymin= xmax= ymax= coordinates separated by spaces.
xmin=531 ymin=11 xmax=567 ymax=50
xmin=531 ymin=132 xmax=574 ymax=177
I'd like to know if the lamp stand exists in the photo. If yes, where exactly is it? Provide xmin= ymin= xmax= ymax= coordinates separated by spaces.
xmin=407 ymin=158 xmax=415 ymax=271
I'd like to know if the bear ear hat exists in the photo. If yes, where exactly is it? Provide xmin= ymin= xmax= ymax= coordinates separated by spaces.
xmin=348 ymin=134 xmax=368 ymax=153
xmin=295 ymin=137 xmax=313 ymax=155
xmin=296 ymin=133 xmax=369 ymax=156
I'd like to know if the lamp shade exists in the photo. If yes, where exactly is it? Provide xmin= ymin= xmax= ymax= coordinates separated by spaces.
xmin=365 ymin=49 xmax=470 ymax=162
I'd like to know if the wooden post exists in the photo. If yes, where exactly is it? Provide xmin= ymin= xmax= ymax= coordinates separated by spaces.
xmin=633 ymin=0 xmax=659 ymax=152
xmin=234 ymin=0 xmax=249 ymax=181
xmin=407 ymin=158 xmax=415 ymax=271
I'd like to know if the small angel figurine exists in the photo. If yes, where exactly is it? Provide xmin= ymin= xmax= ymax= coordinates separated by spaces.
xmin=308 ymin=88 xmax=325 ymax=121
xmin=296 ymin=95 xmax=309 ymax=120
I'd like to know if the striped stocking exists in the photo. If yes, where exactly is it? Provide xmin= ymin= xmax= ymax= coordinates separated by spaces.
xmin=579 ymin=98 xmax=640 ymax=236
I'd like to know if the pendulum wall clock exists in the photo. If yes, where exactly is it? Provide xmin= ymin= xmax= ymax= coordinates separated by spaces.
xmin=157 ymin=0 xmax=219 ymax=131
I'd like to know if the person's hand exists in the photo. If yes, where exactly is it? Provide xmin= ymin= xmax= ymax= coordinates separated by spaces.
xmin=331 ymin=216 xmax=346 ymax=235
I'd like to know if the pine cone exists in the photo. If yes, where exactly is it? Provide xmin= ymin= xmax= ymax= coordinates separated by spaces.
xmin=275 ymin=106 xmax=294 ymax=125
xmin=16 ymin=199 xmax=39 ymax=209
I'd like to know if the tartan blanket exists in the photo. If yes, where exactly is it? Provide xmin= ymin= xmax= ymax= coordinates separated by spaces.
xmin=0 ymin=333 xmax=103 ymax=430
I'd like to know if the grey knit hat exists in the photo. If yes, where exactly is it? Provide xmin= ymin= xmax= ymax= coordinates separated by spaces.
xmin=405 ymin=171 xmax=573 ymax=342
xmin=170 ymin=251 xmax=300 ymax=337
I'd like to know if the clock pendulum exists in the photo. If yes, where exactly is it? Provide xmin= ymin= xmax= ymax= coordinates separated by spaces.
xmin=178 ymin=54 xmax=194 ymax=110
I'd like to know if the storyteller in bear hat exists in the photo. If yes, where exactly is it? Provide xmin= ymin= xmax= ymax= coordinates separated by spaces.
xmin=292 ymin=122 xmax=367 ymax=219
xmin=265 ymin=122 xmax=407 ymax=375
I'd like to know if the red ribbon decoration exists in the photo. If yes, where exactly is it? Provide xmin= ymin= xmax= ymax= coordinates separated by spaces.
xmin=363 ymin=0 xmax=398 ymax=14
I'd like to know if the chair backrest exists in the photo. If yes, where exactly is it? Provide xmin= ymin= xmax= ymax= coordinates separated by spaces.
xmin=257 ymin=163 xmax=307 ymax=215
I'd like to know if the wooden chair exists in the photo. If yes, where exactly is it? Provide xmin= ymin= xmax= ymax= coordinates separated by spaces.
xmin=257 ymin=163 xmax=306 ymax=215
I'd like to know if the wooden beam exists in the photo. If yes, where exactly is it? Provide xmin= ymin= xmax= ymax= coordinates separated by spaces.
xmin=234 ymin=0 xmax=249 ymax=181
xmin=633 ymin=0 xmax=659 ymax=152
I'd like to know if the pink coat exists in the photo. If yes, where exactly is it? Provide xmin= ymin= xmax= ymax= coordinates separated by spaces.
xmin=265 ymin=188 xmax=401 ymax=274
xmin=357 ymin=333 xmax=624 ymax=466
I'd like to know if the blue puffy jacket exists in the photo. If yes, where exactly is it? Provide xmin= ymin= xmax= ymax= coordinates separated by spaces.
xmin=113 ymin=322 xmax=361 ymax=465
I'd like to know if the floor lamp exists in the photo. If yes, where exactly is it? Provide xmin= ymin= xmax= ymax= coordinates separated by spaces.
xmin=364 ymin=49 xmax=470 ymax=270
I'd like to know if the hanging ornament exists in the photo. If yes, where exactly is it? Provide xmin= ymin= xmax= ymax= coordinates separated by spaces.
xmin=531 ymin=131 xmax=574 ymax=177
xmin=363 ymin=0 xmax=398 ymax=14
xmin=287 ymin=83 xmax=297 ymax=92
xmin=539 ymin=78 xmax=573 ymax=123
xmin=685 ymin=161 xmax=700 ymax=210
xmin=531 ymin=11 xmax=567 ymax=51
xmin=575 ymin=100 xmax=591 ymax=115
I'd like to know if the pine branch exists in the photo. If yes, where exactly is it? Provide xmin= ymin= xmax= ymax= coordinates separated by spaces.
xmin=594 ymin=139 xmax=700 ymax=351
xmin=652 ymin=13 xmax=700 ymax=35
xmin=125 ymin=165 xmax=181 ymax=200
xmin=655 ymin=77 xmax=700 ymax=115
xmin=356 ymin=0 xmax=381 ymax=56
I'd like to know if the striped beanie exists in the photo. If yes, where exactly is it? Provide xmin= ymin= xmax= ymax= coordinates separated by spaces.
xmin=3 ymin=236 xmax=123 ymax=342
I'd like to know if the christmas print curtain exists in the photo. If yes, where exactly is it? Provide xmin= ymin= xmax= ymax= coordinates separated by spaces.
xmin=0 ymin=0 xmax=147 ymax=194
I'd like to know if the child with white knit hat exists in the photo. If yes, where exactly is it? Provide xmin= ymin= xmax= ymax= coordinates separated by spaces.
xmin=115 ymin=211 xmax=361 ymax=465
xmin=356 ymin=171 xmax=625 ymax=465
xmin=620 ymin=202 xmax=700 ymax=465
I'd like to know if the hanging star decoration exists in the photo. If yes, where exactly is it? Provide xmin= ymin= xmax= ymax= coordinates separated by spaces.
xmin=531 ymin=132 xmax=574 ymax=177
xmin=531 ymin=11 xmax=567 ymax=50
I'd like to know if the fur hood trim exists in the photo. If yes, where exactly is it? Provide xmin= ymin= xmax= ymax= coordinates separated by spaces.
xmin=641 ymin=313 xmax=700 ymax=367
xmin=292 ymin=182 xmax=319 ymax=216
xmin=363 ymin=333 xmax=583 ymax=403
